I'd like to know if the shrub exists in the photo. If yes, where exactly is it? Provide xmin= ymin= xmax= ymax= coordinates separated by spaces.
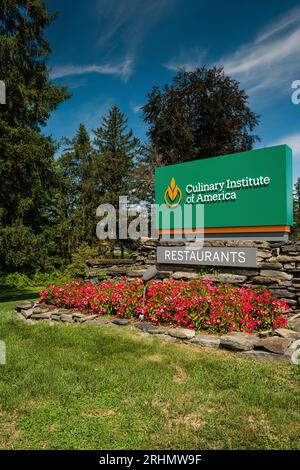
xmin=39 ymin=278 xmax=289 ymax=334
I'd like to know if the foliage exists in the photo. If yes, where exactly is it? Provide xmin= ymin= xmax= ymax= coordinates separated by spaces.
xmin=0 ymin=270 xmax=72 ymax=289
xmin=93 ymin=105 xmax=140 ymax=206
xmin=143 ymin=66 xmax=260 ymax=165
xmin=58 ymin=124 xmax=103 ymax=251
xmin=292 ymin=177 xmax=300 ymax=240
xmin=39 ymin=278 xmax=289 ymax=334
xmin=0 ymin=0 xmax=70 ymax=271
xmin=65 ymin=243 xmax=104 ymax=278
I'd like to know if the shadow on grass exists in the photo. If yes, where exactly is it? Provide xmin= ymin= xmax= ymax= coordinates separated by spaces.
xmin=0 ymin=287 xmax=42 ymax=303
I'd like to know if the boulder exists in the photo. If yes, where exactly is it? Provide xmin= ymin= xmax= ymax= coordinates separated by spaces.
xmin=275 ymin=328 xmax=300 ymax=341
xmin=220 ymin=332 xmax=258 ymax=351
xmin=168 ymin=328 xmax=196 ymax=340
xmin=260 ymin=270 xmax=293 ymax=281
xmin=159 ymin=334 xmax=178 ymax=343
xmin=239 ymin=350 xmax=290 ymax=363
xmin=287 ymin=318 xmax=300 ymax=333
xmin=148 ymin=326 xmax=168 ymax=334
xmin=31 ymin=312 xmax=51 ymax=320
xmin=172 ymin=272 xmax=200 ymax=280
xmin=21 ymin=308 xmax=33 ymax=319
xmin=126 ymin=269 xmax=146 ymax=277
xmin=259 ymin=336 xmax=291 ymax=354
xmin=111 ymin=318 xmax=129 ymax=326
xmin=60 ymin=314 xmax=73 ymax=323
xmin=190 ymin=334 xmax=220 ymax=348
xmin=16 ymin=300 xmax=34 ymax=311
xmin=201 ymin=273 xmax=247 ymax=284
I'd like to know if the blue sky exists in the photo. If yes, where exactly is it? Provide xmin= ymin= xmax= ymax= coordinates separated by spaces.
xmin=46 ymin=0 xmax=300 ymax=180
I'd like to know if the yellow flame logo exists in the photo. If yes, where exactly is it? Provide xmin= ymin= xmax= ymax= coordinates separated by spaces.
xmin=164 ymin=177 xmax=182 ymax=208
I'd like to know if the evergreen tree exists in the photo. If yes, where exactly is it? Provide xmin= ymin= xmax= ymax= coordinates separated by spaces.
xmin=293 ymin=178 xmax=300 ymax=240
xmin=93 ymin=106 xmax=140 ymax=256
xmin=143 ymin=67 xmax=259 ymax=165
xmin=58 ymin=123 xmax=103 ymax=250
xmin=93 ymin=105 xmax=139 ymax=206
xmin=0 ymin=0 xmax=70 ymax=271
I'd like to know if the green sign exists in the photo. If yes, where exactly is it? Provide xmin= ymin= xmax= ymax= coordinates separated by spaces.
xmin=155 ymin=145 xmax=293 ymax=238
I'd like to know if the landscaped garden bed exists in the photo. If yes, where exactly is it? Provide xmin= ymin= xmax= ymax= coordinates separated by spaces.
xmin=15 ymin=278 xmax=300 ymax=363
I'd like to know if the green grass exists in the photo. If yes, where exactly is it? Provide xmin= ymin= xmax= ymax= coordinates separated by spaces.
xmin=0 ymin=287 xmax=300 ymax=450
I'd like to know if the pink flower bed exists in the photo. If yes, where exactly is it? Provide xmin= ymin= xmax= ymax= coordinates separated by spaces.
xmin=39 ymin=278 xmax=289 ymax=334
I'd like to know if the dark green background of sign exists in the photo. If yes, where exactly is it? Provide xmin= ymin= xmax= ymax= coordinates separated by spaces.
xmin=155 ymin=145 xmax=293 ymax=230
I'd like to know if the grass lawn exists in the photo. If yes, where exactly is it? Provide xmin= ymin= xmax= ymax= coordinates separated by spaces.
xmin=0 ymin=287 xmax=300 ymax=450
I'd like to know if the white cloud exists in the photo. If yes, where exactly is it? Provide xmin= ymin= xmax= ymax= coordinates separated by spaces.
xmin=255 ymin=6 xmax=300 ymax=43
xmin=163 ymin=47 xmax=206 ymax=72
xmin=96 ymin=0 xmax=175 ymax=74
xmin=130 ymin=103 xmax=143 ymax=113
xmin=50 ymin=57 xmax=134 ymax=82
xmin=270 ymin=132 xmax=300 ymax=158
xmin=220 ymin=7 xmax=300 ymax=97
xmin=162 ymin=6 xmax=300 ymax=102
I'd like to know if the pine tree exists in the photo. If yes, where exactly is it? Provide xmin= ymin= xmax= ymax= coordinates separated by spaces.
xmin=93 ymin=105 xmax=139 ymax=206
xmin=58 ymin=123 xmax=103 ymax=250
xmin=293 ymin=178 xmax=300 ymax=240
xmin=93 ymin=106 xmax=140 ymax=256
xmin=0 ymin=0 xmax=70 ymax=271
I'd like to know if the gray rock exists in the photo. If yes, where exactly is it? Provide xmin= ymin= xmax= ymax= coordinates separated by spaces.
xmin=78 ymin=315 xmax=97 ymax=323
xmin=21 ymin=308 xmax=33 ymax=319
xmin=275 ymin=328 xmax=300 ymax=341
xmin=172 ymin=272 xmax=200 ymax=280
xmin=190 ymin=334 xmax=220 ymax=348
xmin=257 ymin=261 xmax=283 ymax=270
xmin=31 ymin=312 xmax=51 ymax=320
xmin=16 ymin=311 xmax=27 ymax=321
xmin=201 ymin=273 xmax=247 ymax=284
xmin=159 ymin=334 xmax=178 ymax=343
xmin=72 ymin=312 xmax=86 ymax=319
xmin=51 ymin=314 xmax=61 ymax=321
xmin=239 ymin=350 xmax=290 ymax=363
xmin=126 ymin=269 xmax=146 ymax=277
xmin=16 ymin=300 xmax=34 ymax=311
xmin=287 ymin=318 xmax=300 ymax=333
xmin=259 ymin=336 xmax=291 ymax=354
xmin=147 ymin=326 xmax=168 ymax=334
xmin=256 ymin=250 xmax=272 ymax=259
xmin=60 ymin=314 xmax=74 ymax=323
xmin=260 ymin=270 xmax=293 ymax=281
xmin=277 ymin=255 xmax=300 ymax=262
xmin=220 ymin=332 xmax=258 ymax=351
xmin=111 ymin=318 xmax=129 ymax=326
xmin=134 ymin=322 xmax=155 ymax=333
xmin=269 ymin=289 xmax=296 ymax=298
xmin=168 ymin=328 xmax=196 ymax=339
xmin=258 ymin=330 xmax=274 ymax=338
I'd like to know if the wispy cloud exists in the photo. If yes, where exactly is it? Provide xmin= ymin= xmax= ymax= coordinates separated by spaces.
xmin=96 ymin=0 xmax=175 ymax=73
xmin=50 ymin=56 xmax=133 ymax=82
xmin=163 ymin=47 xmax=206 ymax=72
xmin=255 ymin=6 xmax=300 ymax=43
xmin=162 ymin=6 xmax=300 ymax=102
xmin=270 ymin=131 xmax=300 ymax=158
xmin=130 ymin=102 xmax=143 ymax=113
xmin=220 ymin=6 xmax=300 ymax=97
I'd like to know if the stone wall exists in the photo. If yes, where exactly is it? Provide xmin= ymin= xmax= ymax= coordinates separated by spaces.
xmin=85 ymin=239 xmax=300 ymax=315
